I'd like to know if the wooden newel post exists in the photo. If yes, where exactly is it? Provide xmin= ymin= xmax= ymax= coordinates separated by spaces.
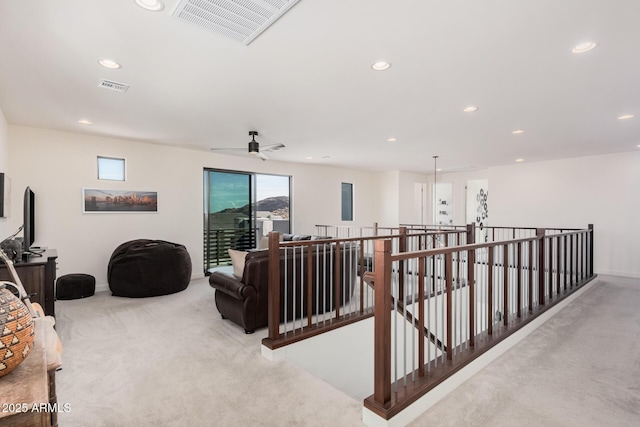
xmin=588 ymin=224 xmax=594 ymax=277
xmin=536 ymin=228 xmax=546 ymax=306
xmin=399 ymin=226 xmax=407 ymax=251
xmin=373 ymin=239 xmax=392 ymax=406
xmin=267 ymin=232 xmax=281 ymax=340
xmin=466 ymin=222 xmax=475 ymax=245
xmin=398 ymin=227 xmax=407 ymax=301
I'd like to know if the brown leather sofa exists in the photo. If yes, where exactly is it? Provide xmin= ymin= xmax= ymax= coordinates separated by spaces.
xmin=209 ymin=238 xmax=356 ymax=333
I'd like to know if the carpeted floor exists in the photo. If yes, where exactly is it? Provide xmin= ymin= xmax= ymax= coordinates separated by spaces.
xmin=409 ymin=275 xmax=640 ymax=426
xmin=55 ymin=277 xmax=363 ymax=427
xmin=54 ymin=275 xmax=640 ymax=426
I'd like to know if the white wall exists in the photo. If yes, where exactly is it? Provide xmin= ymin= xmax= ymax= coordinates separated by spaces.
xmin=7 ymin=125 xmax=381 ymax=287
xmin=0 ymin=108 xmax=8 ymax=238
xmin=430 ymin=153 xmax=640 ymax=277
xmin=398 ymin=171 xmax=430 ymax=225
xmin=376 ymin=171 xmax=400 ymax=226
xmin=8 ymin=122 xmax=639 ymax=284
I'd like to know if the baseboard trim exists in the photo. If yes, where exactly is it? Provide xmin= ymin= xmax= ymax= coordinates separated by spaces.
xmin=95 ymin=283 xmax=109 ymax=293
xmin=261 ymin=344 xmax=288 ymax=362
xmin=596 ymin=270 xmax=640 ymax=279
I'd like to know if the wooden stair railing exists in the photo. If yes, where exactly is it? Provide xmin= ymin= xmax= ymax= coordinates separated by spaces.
xmin=362 ymin=271 xmax=447 ymax=353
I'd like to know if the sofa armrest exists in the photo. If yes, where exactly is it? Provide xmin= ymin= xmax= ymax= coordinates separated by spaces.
xmin=209 ymin=271 xmax=255 ymax=300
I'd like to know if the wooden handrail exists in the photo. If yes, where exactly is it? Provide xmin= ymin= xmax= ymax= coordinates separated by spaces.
xmin=366 ymin=225 xmax=596 ymax=420
xmin=265 ymin=223 xmax=596 ymax=421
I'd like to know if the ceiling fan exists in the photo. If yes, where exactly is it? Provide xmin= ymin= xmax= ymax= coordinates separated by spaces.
xmin=210 ymin=131 xmax=285 ymax=161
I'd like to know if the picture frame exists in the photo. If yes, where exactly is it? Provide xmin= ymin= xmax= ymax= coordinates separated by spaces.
xmin=83 ymin=188 xmax=157 ymax=213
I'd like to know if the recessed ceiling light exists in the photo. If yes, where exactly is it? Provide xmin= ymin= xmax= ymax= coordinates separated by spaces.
xmin=618 ymin=114 xmax=634 ymax=120
xmin=135 ymin=0 xmax=164 ymax=11
xmin=463 ymin=106 xmax=478 ymax=113
xmin=98 ymin=58 xmax=121 ymax=69
xmin=371 ymin=61 xmax=391 ymax=71
xmin=571 ymin=42 xmax=597 ymax=54
xmin=78 ymin=119 xmax=92 ymax=125
xmin=512 ymin=129 xmax=525 ymax=135
xmin=305 ymin=156 xmax=313 ymax=160
xmin=436 ymin=168 xmax=443 ymax=172
xmin=387 ymin=137 xmax=397 ymax=143
xmin=515 ymin=158 xmax=524 ymax=163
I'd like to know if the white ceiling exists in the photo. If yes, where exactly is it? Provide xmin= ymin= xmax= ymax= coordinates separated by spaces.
xmin=1 ymin=0 xmax=639 ymax=173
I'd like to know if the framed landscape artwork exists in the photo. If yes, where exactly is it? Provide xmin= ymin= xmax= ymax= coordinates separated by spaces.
xmin=83 ymin=189 xmax=158 ymax=213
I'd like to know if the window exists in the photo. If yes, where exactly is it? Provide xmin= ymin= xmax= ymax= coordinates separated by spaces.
xmin=341 ymin=182 xmax=353 ymax=221
xmin=255 ymin=174 xmax=291 ymax=235
xmin=97 ymin=156 xmax=125 ymax=181
xmin=203 ymin=169 xmax=291 ymax=272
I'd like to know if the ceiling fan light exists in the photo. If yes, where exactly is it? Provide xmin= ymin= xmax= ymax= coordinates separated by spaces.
xmin=248 ymin=140 xmax=259 ymax=153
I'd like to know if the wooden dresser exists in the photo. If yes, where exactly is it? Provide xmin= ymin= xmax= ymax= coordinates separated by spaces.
xmin=0 ymin=249 xmax=57 ymax=317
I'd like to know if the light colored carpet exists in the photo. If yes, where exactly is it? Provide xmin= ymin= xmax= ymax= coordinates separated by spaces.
xmin=55 ymin=278 xmax=363 ymax=427
xmin=409 ymin=275 xmax=640 ymax=426
xmin=55 ymin=275 xmax=640 ymax=426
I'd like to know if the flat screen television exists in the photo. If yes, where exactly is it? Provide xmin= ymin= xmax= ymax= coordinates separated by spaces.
xmin=23 ymin=186 xmax=35 ymax=254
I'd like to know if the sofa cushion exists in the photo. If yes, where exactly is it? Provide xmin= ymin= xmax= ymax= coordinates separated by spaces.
xmin=311 ymin=235 xmax=331 ymax=240
xmin=282 ymin=234 xmax=311 ymax=241
xmin=281 ymin=234 xmax=326 ymax=241
xmin=292 ymin=235 xmax=311 ymax=241
xmin=228 ymin=249 xmax=248 ymax=279
xmin=258 ymin=236 xmax=269 ymax=250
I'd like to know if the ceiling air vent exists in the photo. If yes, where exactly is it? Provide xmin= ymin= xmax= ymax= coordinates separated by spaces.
xmin=98 ymin=79 xmax=129 ymax=93
xmin=172 ymin=0 xmax=301 ymax=45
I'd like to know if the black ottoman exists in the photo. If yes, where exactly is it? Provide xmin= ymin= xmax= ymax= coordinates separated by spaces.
xmin=107 ymin=239 xmax=192 ymax=298
xmin=56 ymin=274 xmax=96 ymax=300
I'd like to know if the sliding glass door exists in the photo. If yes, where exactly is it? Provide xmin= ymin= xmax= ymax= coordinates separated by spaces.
xmin=204 ymin=169 xmax=290 ymax=273
xmin=204 ymin=170 xmax=253 ymax=272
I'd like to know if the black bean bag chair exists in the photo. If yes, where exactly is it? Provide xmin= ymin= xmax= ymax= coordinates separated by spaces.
xmin=108 ymin=239 xmax=192 ymax=298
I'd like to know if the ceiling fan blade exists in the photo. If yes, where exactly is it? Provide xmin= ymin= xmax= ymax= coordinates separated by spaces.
xmin=257 ymin=152 xmax=269 ymax=161
xmin=261 ymin=143 xmax=285 ymax=152
xmin=210 ymin=147 xmax=245 ymax=151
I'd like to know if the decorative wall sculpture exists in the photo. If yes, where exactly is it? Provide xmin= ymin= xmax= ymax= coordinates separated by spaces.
xmin=466 ymin=179 xmax=488 ymax=243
